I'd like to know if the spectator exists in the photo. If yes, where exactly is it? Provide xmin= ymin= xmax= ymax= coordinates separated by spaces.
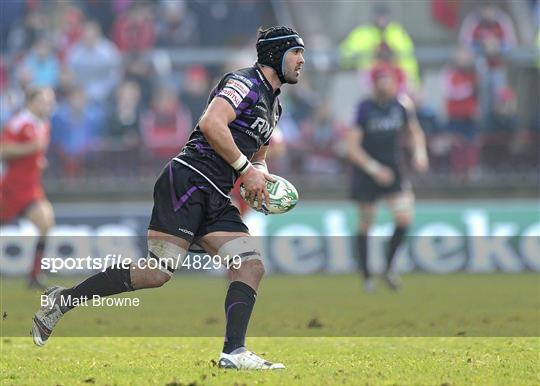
xmin=482 ymin=86 xmax=520 ymax=170
xmin=155 ymin=0 xmax=200 ymax=48
xmin=227 ymin=0 xmax=273 ymax=46
xmin=301 ymin=102 xmax=345 ymax=174
xmin=105 ymin=80 xmax=141 ymax=149
xmin=80 ymin=0 xmax=130 ymax=37
xmin=124 ymin=53 xmax=154 ymax=108
xmin=112 ymin=3 xmax=155 ymax=54
xmin=141 ymin=86 xmax=191 ymax=158
xmin=66 ymin=21 xmax=122 ymax=105
xmin=459 ymin=3 xmax=517 ymax=122
xmin=189 ymin=0 xmax=229 ymax=47
xmin=0 ymin=1 xmax=26 ymax=51
xmin=340 ymin=4 xmax=420 ymax=88
xmin=0 ymin=87 xmax=25 ymax=127
xmin=51 ymin=86 xmax=105 ymax=175
xmin=52 ymin=2 xmax=84 ymax=63
xmin=180 ymin=65 xmax=210 ymax=123
xmin=6 ymin=8 xmax=49 ymax=58
xmin=0 ymin=56 xmax=7 ymax=92
xmin=22 ymin=37 xmax=60 ymax=88
xmin=441 ymin=47 xmax=479 ymax=179
xmin=460 ymin=3 xmax=517 ymax=57
xmin=488 ymin=87 xmax=519 ymax=134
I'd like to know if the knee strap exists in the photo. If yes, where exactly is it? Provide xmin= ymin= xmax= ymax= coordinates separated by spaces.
xmin=147 ymin=239 xmax=187 ymax=276
xmin=390 ymin=194 xmax=414 ymax=216
xmin=217 ymin=236 xmax=262 ymax=264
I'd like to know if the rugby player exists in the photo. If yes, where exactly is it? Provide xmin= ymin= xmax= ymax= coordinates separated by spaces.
xmin=0 ymin=87 xmax=56 ymax=289
xmin=32 ymin=26 xmax=305 ymax=370
xmin=347 ymin=65 xmax=428 ymax=292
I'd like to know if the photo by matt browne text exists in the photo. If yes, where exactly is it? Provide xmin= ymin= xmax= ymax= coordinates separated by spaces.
xmin=40 ymin=293 xmax=141 ymax=308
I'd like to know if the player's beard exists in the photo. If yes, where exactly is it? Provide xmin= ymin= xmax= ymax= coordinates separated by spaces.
xmin=284 ymin=67 xmax=299 ymax=84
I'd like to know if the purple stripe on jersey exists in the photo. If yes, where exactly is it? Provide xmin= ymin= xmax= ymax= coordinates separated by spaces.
xmin=234 ymin=118 xmax=249 ymax=127
xmin=194 ymin=140 xmax=212 ymax=154
xmin=168 ymin=163 xmax=206 ymax=211
xmin=248 ymin=76 xmax=260 ymax=85
xmin=235 ymin=89 xmax=259 ymax=114
xmin=247 ymin=89 xmax=259 ymax=100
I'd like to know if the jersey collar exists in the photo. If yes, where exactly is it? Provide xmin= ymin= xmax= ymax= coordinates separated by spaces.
xmin=255 ymin=66 xmax=281 ymax=96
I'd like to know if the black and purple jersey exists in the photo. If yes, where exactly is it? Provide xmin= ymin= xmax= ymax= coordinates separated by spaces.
xmin=175 ymin=66 xmax=282 ymax=195
xmin=353 ymin=97 xmax=409 ymax=167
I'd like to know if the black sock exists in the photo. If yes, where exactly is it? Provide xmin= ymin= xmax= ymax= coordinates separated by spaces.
xmin=222 ymin=281 xmax=256 ymax=354
xmin=386 ymin=226 xmax=408 ymax=272
xmin=59 ymin=265 xmax=134 ymax=313
xmin=356 ymin=233 xmax=370 ymax=279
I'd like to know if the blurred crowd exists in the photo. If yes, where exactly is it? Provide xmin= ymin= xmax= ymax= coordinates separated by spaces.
xmin=338 ymin=2 xmax=539 ymax=182
xmin=0 ymin=0 xmax=276 ymax=178
xmin=0 ymin=0 xmax=538 ymax=184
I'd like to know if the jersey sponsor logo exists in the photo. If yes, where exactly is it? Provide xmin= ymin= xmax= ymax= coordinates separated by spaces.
xmin=251 ymin=117 xmax=273 ymax=138
xmin=366 ymin=108 xmax=404 ymax=132
xmin=232 ymin=74 xmax=253 ymax=87
xmin=218 ymin=87 xmax=243 ymax=108
xmin=226 ymin=79 xmax=250 ymax=98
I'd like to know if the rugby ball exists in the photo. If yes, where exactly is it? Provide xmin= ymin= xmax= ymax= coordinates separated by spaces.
xmin=240 ymin=175 xmax=299 ymax=215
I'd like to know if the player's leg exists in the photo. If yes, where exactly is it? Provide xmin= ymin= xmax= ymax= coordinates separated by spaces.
xmin=60 ymin=230 xmax=188 ymax=305
xmin=24 ymin=199 xmax=55 ymax=288
xmin=357 ymin=203 xmax=377 ymax=292
xmin=383 ymin=190 xmax=414 ymax=289
xmin=199 ymin=232 xmax=263 ymax=352
xmin=198 ymin=231 xmax=284 ymax=370
xmin=32 ymin=230 xmax=188 ymax=346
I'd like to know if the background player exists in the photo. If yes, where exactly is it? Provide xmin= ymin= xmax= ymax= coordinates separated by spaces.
xmin=0 ymin=87 xmax=56 ymax=289
xmin=32 ymin=26 xmax=305 ymax=370
xmin=346 ymin=66 xmax=428 ymax=292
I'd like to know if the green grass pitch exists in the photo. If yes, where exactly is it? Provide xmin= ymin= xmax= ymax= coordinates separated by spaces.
xmin=1 ymin=274 xmax=539 ymax=385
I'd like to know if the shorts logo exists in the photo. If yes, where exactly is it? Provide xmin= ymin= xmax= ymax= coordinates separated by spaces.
xmin=219 ymin=87 xmax=243 ymax=108
xmin=226 ymin=79 xmax=250 ymax=98
xmin=178 ymin=228 xmax=194 ymax=236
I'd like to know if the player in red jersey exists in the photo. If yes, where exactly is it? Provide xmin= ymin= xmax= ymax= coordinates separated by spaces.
xmin=0 ymin=87 xmax=56 ymax=289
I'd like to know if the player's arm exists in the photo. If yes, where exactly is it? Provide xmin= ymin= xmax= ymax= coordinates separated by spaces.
xmin=250 ymin=144 xmax=270 ymax=173
xmin=198 ymin=98 xmax=273 ymax=209
xmin=346 ymin=126 xmax=394 ymax=186
xmin=0 ymin=141 xmax=41 ymax=159
xmin=0 ymin=121 xmax=49 ymax=160
xmin=399 ymin=95 xmax=429 ymax=173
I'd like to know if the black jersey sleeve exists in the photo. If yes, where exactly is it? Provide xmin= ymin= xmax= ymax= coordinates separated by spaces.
xmin=353 ymin=101 xmax=368 ymax=129
xmin=215 ymin=73 xmax=259 ymax=117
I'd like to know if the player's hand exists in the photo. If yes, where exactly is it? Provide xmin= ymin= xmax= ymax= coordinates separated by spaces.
xmin=413 ymin=152 xmax=429 ymax=174
xmin=373 ymin=166 xmax=395 ymax=187
xmin=242 ymin=166 xmax=276 ymax=210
